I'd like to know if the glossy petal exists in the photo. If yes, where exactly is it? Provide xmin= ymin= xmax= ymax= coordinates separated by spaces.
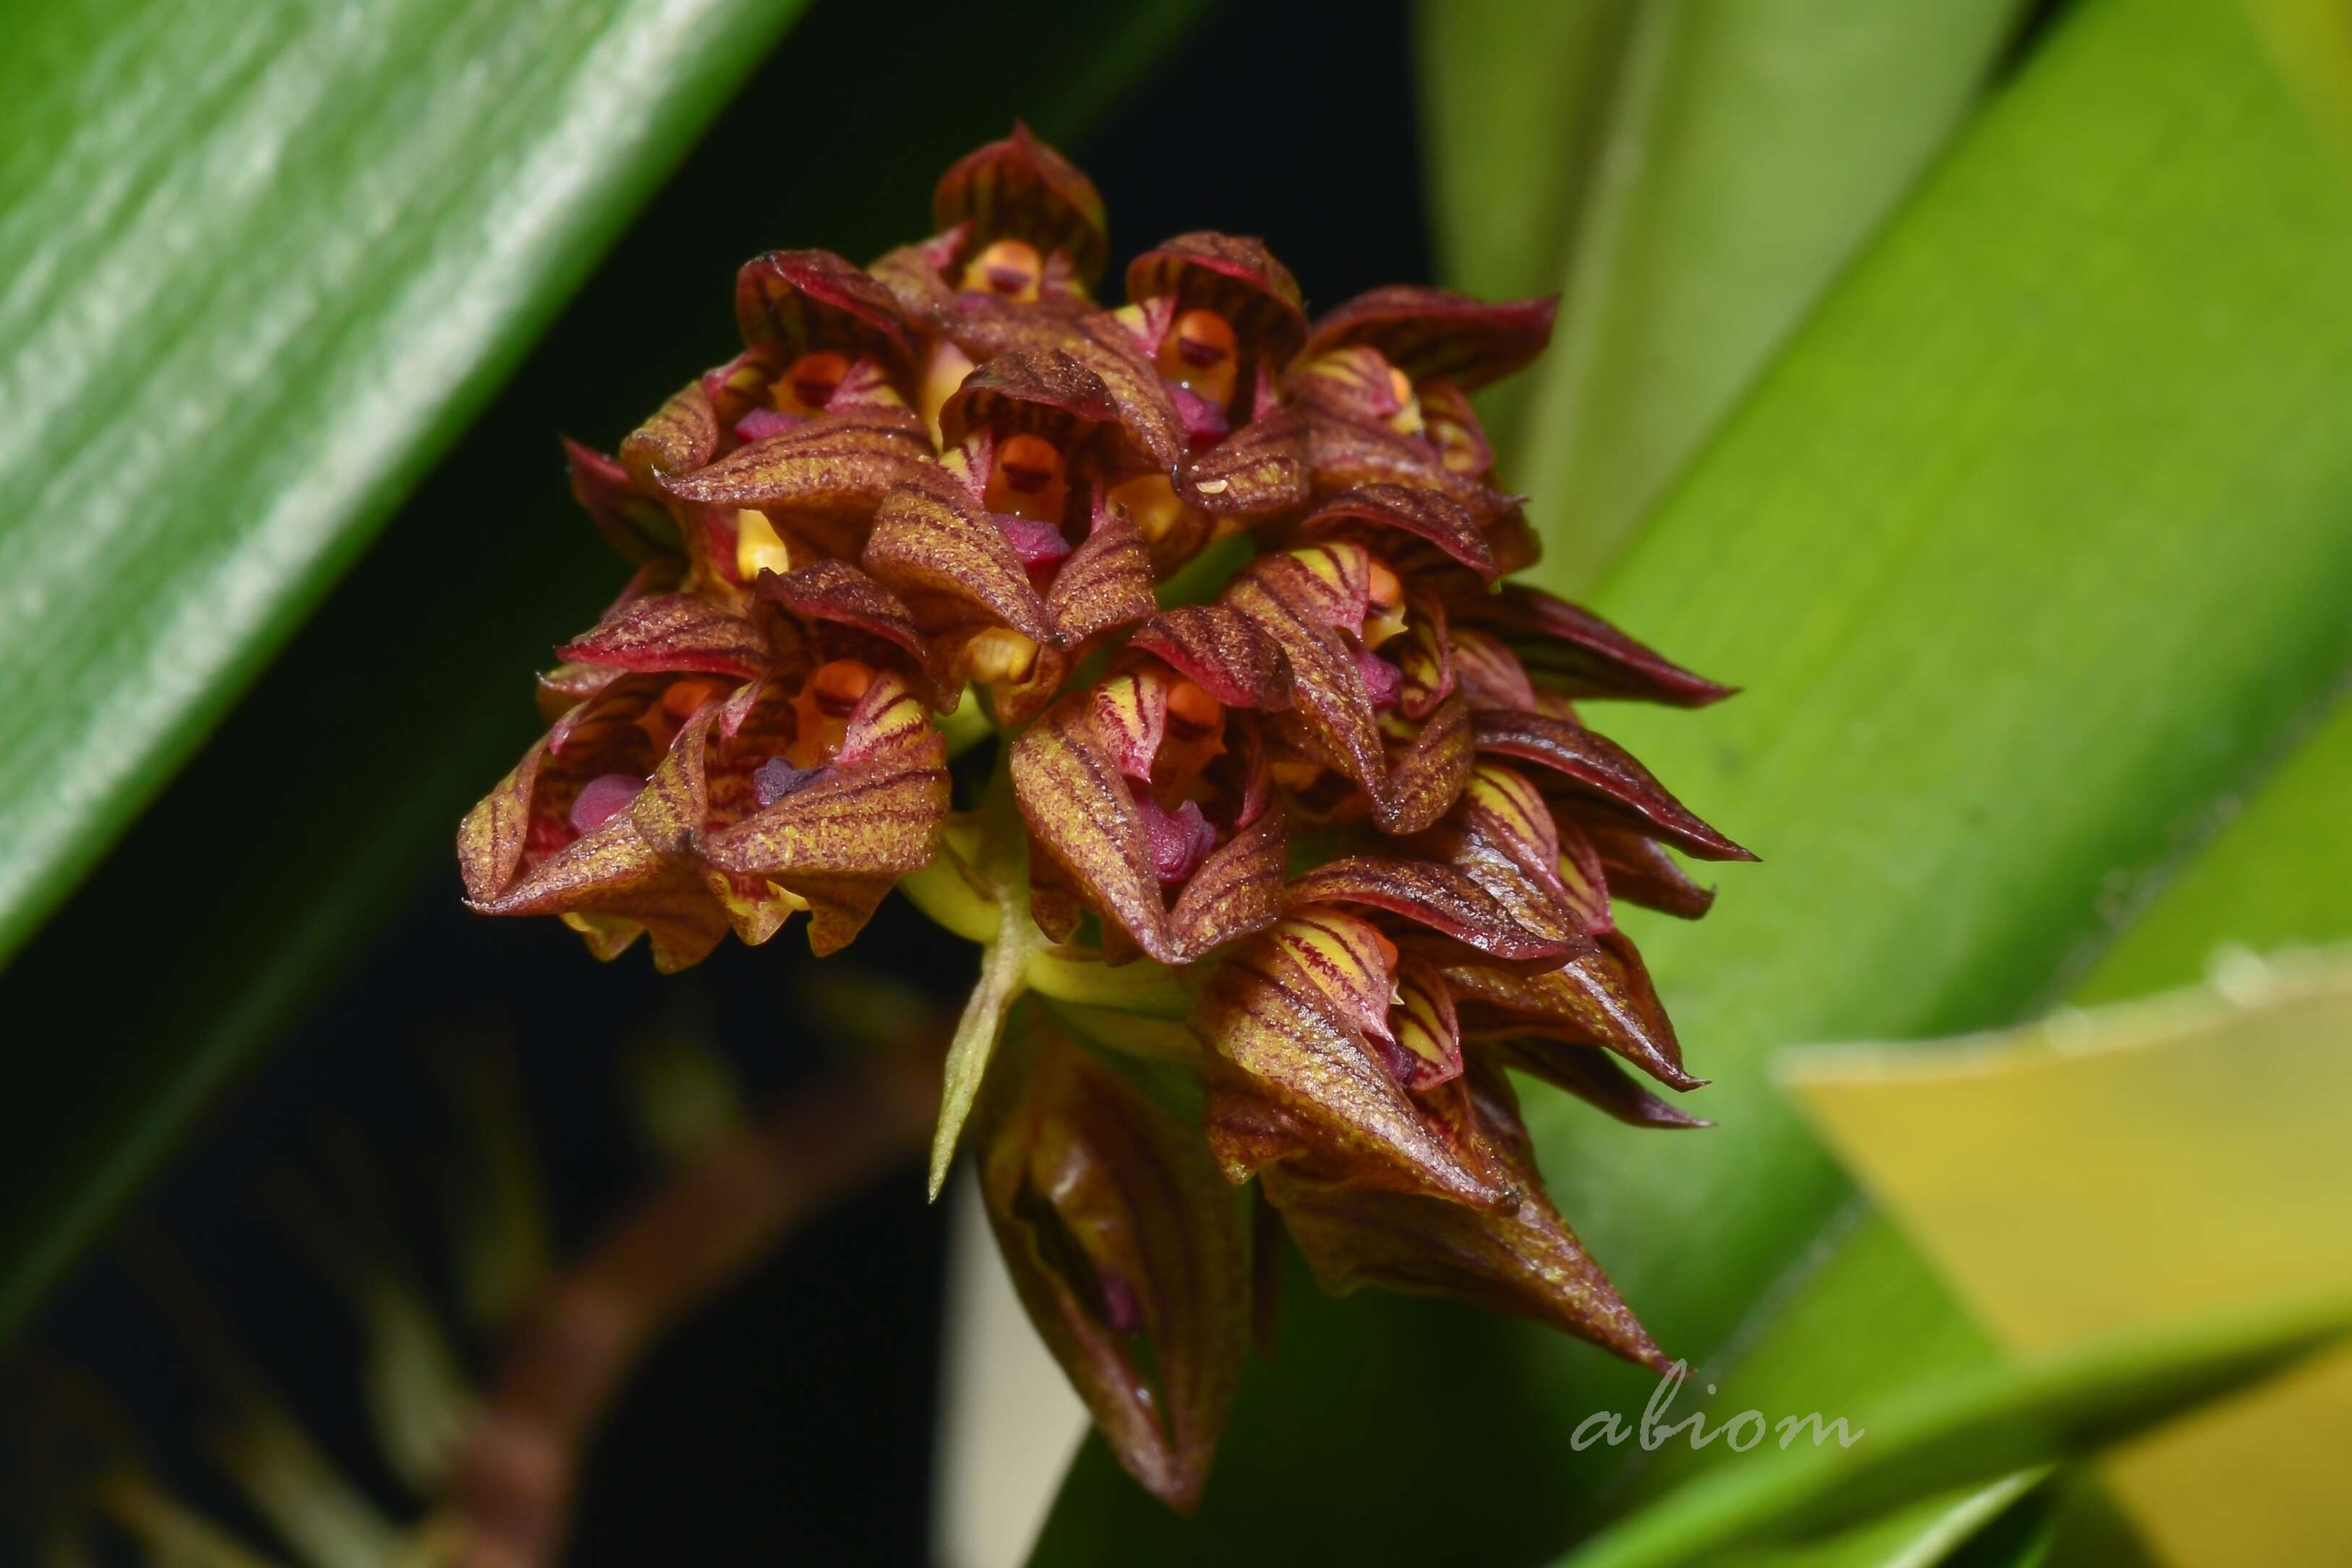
xmin=1416 ymin=381 xmax=1495 ymax=478
xmin=1473 ymin=708 xmax=1753 ymax=860
xmin=756 ymin=560 xmax=943 ymax=706
xmin=625 ymin=699 xmax=801 ymax=948
xmin=1300 ymin=408 xmax=1521 ymax=524
xmin=1281 ymin=854 xmax=1577 ymax=964
xmin=1456 ymin=586 xmax=1737 ymax=707
xmin=1293 ymin=483 xmax=1497 ymax=580
xmin=1392 ymin=588 xmax=1454 ymax=721
xmin=616 ymin=379 xmax=722 ymax=489
xmin=697 ymin=672 xmax=949 ymax=954
xmin=465 ymin=698 xmax=732 ymax=975
xmin=1484 ymin=1037 xmax=1710 ymax=1130
xmin=1452 ymin=760 xmax=1608 ymax=935
xmin=1045 ymin=502 xmax=1157 ymax=648
xmin=1012 ymin=694 xmax=1176 ymax=964
xmin=938 ymin=346 xmax=1121 ymax=455
xmin=1126 ymin=231 xmax=1309 ymax=366
xmin=1166 ymin=806 xmax=1287 ymax=959
xmin=1179 ymin=407 xmax=1310 ymax=517
xmin=1194 ymin=912 xmax=1511 ymax=1209
xmin=1299 ymin=286 xmax=1558 ymax=393
xmin=1225 ymin=547 xmax=1429 ymax=824
xmin=1374 ymin=690 xmax=1475 ymax=837
xmin=1126 ymin=605 xmax=1292 ymax=711
xmin=480 ymin=830 xmax=730 ymax=972
xmin=662 ymin=403 xmax=933 ymax=523
xmin=863 ymin=468 xmax=1053 ymax=683
xmin=553 ymin=592 xmax=771 ymax=680
xmin=1583 ymin=816 xmax=1718 ymax=919
xmin=933 ymin=123 xmax=1109 ymax=289
xmin=1447 ymin=626 xmax=1540 ymax=711
xmin=1263 ymin=1061 xmax=1665 ymax=1368
xmin=1387 ymin=956 xmax=1464 ymax=1090
xmin=733 ymin=248 xmax=917 ymax=384
xmin=563 ymin=437 xmax=683 ymax=565
xmin=1061 ymin=313 xmax=1190 ymax=474
xmin=1092 ymin=669 xmax=1168 ymax=781
xmin=1287 ymin=344 xmax=1411 ymax=427
xmin=980 ymin=1031 xmax=1247 ymax=1512
xmin=457 ymin=736 xmax=547 ymax=907
xmin=1444 ymin=931 xmax=1701 ymax=1091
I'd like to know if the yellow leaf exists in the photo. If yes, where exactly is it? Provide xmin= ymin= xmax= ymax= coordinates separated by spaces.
xmin=1778 ymin=946 xmax=2352 ymax=1566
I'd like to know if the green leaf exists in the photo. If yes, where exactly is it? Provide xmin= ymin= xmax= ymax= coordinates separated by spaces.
xmin=931 ymin=894 xmax=1038 ymax=1201
xmin=0 ymin=0 xmax=1221 ymax=1341
xmin=1032 ymin=0 xmax=2352 ymax=1558
xmin=1625 ymin=689 xmax=2352 ymax=1559
xmin=1557 ymin=1288 xmax=2352 ymax=1568
xmin=1417 ymin=0 xmax=2032 ymax=591
xmin=2070 ymin=693 xmax=2352 ymax=1006
xmin=2243 ymin=0 xmax=2352 ymax=160
xmin=1716 ymin=1471 xmax=2050 ymax=1568
xmin=0 ymin=0 xmax=820 ymax=965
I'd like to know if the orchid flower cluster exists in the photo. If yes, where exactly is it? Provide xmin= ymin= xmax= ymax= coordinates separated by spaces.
xmin=458 ymin=127 xmax=1750 ymax=1509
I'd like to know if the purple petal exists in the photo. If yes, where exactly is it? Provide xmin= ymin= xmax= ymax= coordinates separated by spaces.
xmin=569 ymin=772 xmax=646 ymax=835
xmin=753 ymin=756 xmax=826 ymax=807
xmin=1356 ymin=647 xmax=1403 ymax=711
xmin=1168 ymin=382 xmax=1231 ymax=450
xmin=732 ymin=408 xmax=805 ymax=445
xmin=1100 ymin=1269 xmax=1144 ymax=1335
xmin=1137 ymin=795 xmax=1216 ymax=886
xmin=989 ymin=510 xmax=1075 ymax=570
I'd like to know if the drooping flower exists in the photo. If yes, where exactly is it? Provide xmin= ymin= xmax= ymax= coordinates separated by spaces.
xmin=459 ymin=127 xmax=1752 ymax=1510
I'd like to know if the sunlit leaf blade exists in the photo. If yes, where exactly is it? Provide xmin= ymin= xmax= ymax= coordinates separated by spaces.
xmin=1610 ymin=694 xmax=2352 ymax=1566
xmin=1416 ymin=0 xmax=1632 ymax=306
xmin=2244 ymin=0 xmax=2352 ymax=160
xmin=1695 ymin=1470 xmax=2051 ymax=1568
xmin=2071 ymin=694 xmax=2352 ymax=1007
xmin=1419 ymin=0 xmax=2030 ymax=590
xmin=1034 ymin=0 xmax=2352 ymax=1558
xmin=1780 ymin=949 xmax=2352 ymax=1565
xmin=0 ymin=0 xmax=1221 ymax=1341
xmin=0 ymin=0 xmax=826 ymax=964
xmin=1556 ymin=1289 xmax=2352 ymax=1568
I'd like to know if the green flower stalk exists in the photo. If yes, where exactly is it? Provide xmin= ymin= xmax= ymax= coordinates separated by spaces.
xmin=458 ymin=125 xmax=1750 ymax=1510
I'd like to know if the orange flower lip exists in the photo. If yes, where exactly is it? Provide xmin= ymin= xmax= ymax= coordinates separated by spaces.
xmin=569 ymin=772 xmax=643 ymax=835
xmin=996 ymin=432 xmax=1063 ymax=492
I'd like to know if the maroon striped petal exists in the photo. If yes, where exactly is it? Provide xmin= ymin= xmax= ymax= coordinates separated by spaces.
xmin=1195 ymin=912 xmax=1512 ymax=1211
xmin=1473 ymin=708 xmax=1753 ymax=861
xmin=1126 ymin=231 xmax=1309 ymax=367
xmin=1283 ymin=853 xmax=1575 ymax=964
xmin=1261 ymin=1060 xmax=1666 ymax=1368
xmin=554 ymin=593 xmax=771 ymax=680
xmin=933 ymin=123 xmax=1109 ymax=289
xmin=980 ymin=1029 xmax=1246 ymax=1513
xmin=733 ymin=247 xmax=917 ymax=384
xmin=1458 ymin=586 xmax=1737 ymax=707
xmin=1299 ymin=286 xmax=1558 ymax=393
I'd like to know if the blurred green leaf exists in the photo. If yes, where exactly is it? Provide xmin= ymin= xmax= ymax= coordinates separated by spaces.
xmin=1035 ymin=0 xmax=2352 ymax=1558
xmin=1559 ymin=1288 xmax=2352 ymax=1568
xmin=0 ymin=0 xmax=824 ymax=965
xmin=2244 ymin=0 xmax=2352 ymax=160
xmin=0 ymin=0 xmax=1218 ymax=1340
xmin=2071 ymin=693 xmax=2352 ymax=1006
xmin=1417 ymin=0 xmax=2030 ymax=591
xmin=1620 ymin=699 xmax=2352 ymax=1562
xmin=1711 ymin=1471 xmax=2049 ymax=1568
